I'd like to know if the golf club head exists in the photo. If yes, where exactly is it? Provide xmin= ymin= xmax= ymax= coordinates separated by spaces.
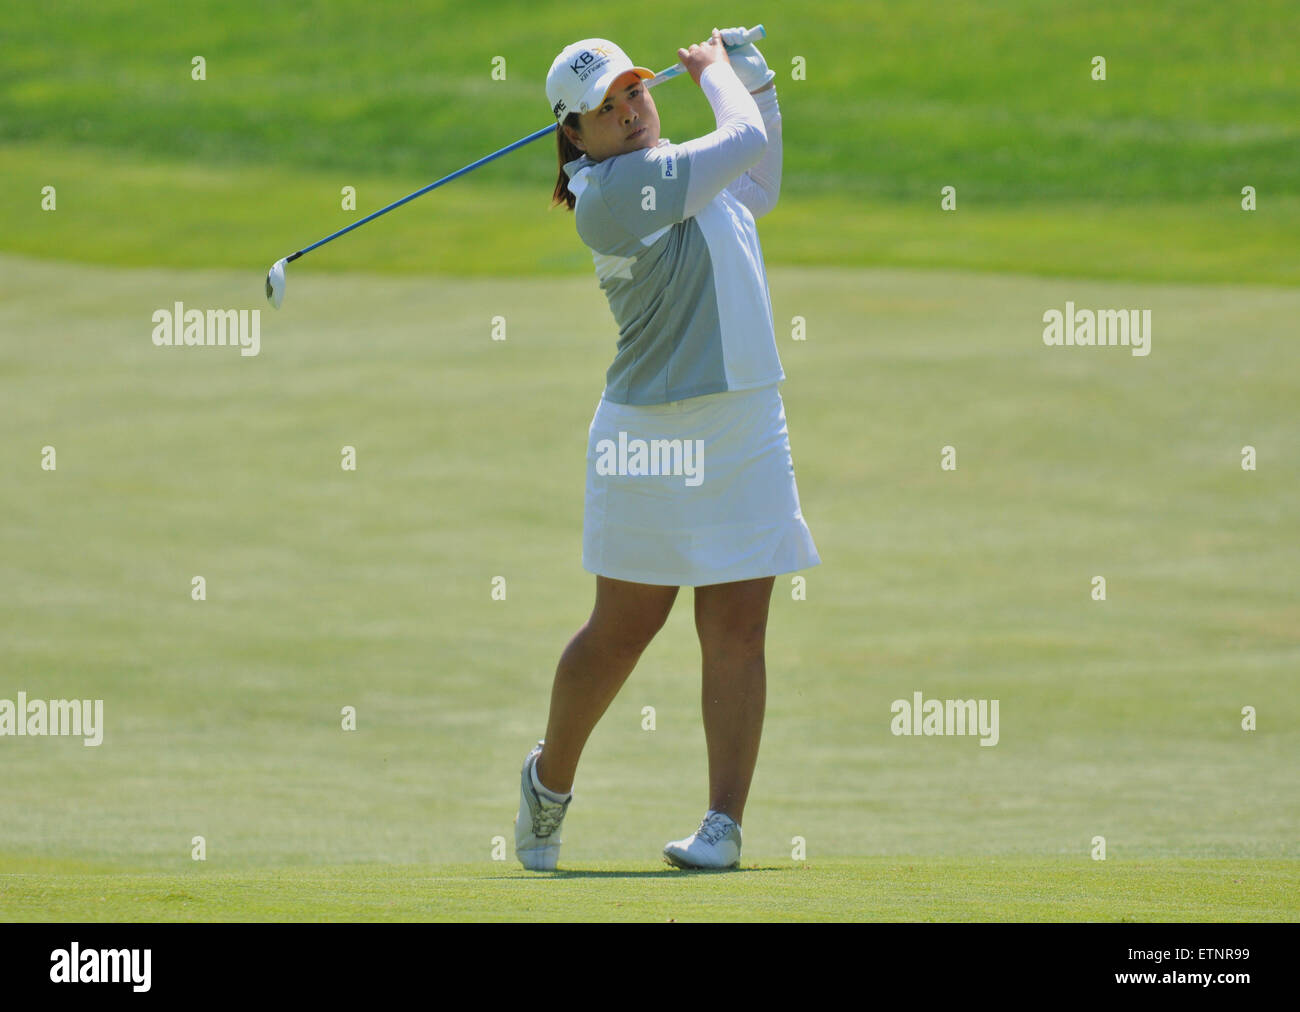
xmin=265 ymin=258 xmax=286 ymax=309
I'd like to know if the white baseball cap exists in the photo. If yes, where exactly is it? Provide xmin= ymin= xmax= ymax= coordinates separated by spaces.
xmin=546 ymin=39 xmax=654 ymax=122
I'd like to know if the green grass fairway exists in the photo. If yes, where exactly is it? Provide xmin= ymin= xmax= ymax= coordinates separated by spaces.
xmin=2 ymin=254 xmax=1296 ymax=920
xmin=2 ymin=858 xmax=1294 ymax=922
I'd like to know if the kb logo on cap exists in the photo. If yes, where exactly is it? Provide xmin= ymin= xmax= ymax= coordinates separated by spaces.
xmin=570 ymin=45 xmax=612 ymax=82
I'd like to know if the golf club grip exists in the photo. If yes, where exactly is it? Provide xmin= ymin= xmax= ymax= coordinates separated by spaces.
xmin=648 ymin=24 xmax=767 ymax=87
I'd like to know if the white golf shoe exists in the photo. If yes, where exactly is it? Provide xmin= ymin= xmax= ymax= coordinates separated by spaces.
xmin=514 ymin=740 xmax=572 ymax=871
xmin=663 ymin=810 xmax=743 ymax=870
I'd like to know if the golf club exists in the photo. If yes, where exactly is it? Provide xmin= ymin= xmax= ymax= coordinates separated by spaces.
xmin=265 ymin=25 xmax=766 ymax=308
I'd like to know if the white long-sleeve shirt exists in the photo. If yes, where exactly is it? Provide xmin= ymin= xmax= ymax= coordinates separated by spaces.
xmin=683 ymin=65 xmax=783 ymax=219
xmin=563 ymin=61 xmax=785 ymax=406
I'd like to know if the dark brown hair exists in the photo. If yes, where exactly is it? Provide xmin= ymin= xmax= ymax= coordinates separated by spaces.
xmin=551 ymin=113 xmax=584 ymax=211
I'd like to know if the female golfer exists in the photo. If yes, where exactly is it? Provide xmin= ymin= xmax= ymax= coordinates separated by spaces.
xmin=516 ymin=28 xmax=819 ymax=870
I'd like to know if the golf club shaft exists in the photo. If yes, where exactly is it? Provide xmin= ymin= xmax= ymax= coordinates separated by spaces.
xmin=280 ymin=25 xmax=766 ymax=265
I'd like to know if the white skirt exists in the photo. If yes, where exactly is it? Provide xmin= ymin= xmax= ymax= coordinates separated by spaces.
xmin=583 ymin=382 xmax=821 ymax=587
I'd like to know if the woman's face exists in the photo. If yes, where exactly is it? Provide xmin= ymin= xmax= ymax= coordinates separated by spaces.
xmin=564 ymin=70 xmax=660 ymax=162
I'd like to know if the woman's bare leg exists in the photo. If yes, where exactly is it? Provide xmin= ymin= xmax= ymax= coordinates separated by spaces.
xmin=693 ymin=576 xmax=775 ymax=826
xmin=534 ymin=575 xmax=679 ymax=794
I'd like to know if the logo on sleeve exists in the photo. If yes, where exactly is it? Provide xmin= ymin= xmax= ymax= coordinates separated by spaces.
xmin=660 ymin=152 xmax=676 ymax=180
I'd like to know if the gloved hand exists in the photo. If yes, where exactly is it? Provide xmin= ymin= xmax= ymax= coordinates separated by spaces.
xmin=716 ymin=26 xmax=775 ymax=92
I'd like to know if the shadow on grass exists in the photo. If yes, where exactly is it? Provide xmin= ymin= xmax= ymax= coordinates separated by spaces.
xmin=483 ymin=865 xmax=790 ymax=879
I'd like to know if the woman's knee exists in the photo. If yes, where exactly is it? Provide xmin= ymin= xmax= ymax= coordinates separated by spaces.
xmin=696 ymin=614 xmax=769 ymax=659
xmin=586 ymin=612 xmax=669 ymax=659
xmin=588 ymin=580 xmax=678 ymax=655
xmin=693 ymin=579 xmax=773 ymax=655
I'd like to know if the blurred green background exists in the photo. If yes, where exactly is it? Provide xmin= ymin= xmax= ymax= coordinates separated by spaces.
xmin=2 ymin=0 xmax=1297 ymax=280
